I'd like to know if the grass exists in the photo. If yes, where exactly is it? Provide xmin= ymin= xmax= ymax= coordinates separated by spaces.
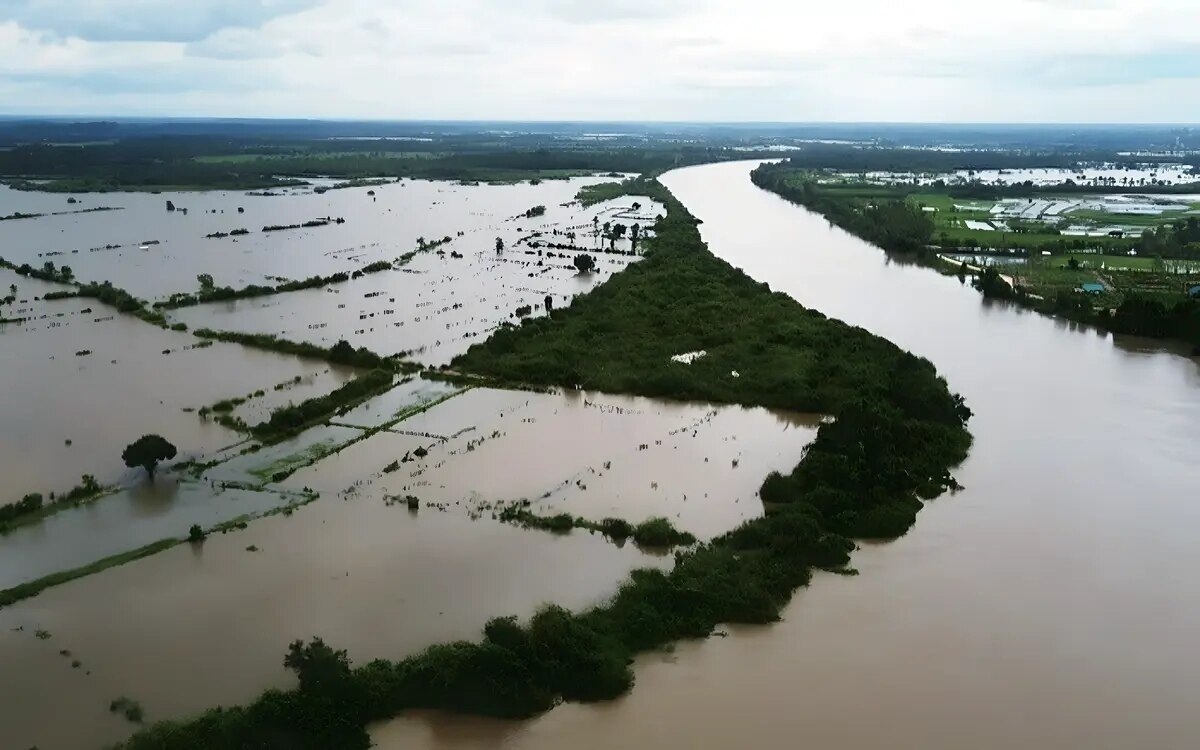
xmin=1038 ymin=254 xmax=1200 ymax=272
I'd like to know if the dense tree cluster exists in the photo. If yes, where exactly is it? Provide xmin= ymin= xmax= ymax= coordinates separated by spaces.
xmin=751 ymin=165 xmax=935 ymax=255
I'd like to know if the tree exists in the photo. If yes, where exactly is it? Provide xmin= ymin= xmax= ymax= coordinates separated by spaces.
xmin=122 ymin=434 xmax=177 ymax=480
xmin=495 ymin=237 xmax=505 ymax=255
xmin=197 ymin=273 xmax=215 ymax=290
xmin=544 ymin=294 xmax=553 ymax=312
xmin=1067 ymin=257 xmax=1080 ymax=271
xmin=284 ymin=637 xmax=354 ymax=695
xmin=574 ymin=254 xmax=596 ymax=274
xmin=188 ymin=524 xmax=205 ymax=542
xmin=630 ymin=223 xmax=640 ymax=249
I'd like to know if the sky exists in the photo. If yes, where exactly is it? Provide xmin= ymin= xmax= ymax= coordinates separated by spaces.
xmin=1 ymin=0 xmax=1199 ymax=122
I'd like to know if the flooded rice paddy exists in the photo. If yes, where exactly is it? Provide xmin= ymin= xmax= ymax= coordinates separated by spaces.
xmin=0 ymin=383 xmax=815 ymax=750
xmin=0 ymin=265 xmax=352 ymax=499
xmin=1 ymin=172 xmax=798 ymax=750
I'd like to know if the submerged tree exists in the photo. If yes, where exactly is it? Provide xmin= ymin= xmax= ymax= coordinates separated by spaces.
xmin=197 ymin=273 xmax=215 ymax=291
xmin=573 ymin=254 xmax=596 ymax=274
xmin=122 ymin=434 xmax=177 ymax=481
xmin=495 ymin=237 xmax=505 ymax=255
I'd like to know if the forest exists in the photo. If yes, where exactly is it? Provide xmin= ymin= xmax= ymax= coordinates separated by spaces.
xmin=0 ymin=135 xmax=731 ymax=192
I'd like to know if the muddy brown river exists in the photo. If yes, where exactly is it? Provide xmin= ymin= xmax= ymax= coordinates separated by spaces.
xmin=373 ymin=161 xmax=1200 ymax=748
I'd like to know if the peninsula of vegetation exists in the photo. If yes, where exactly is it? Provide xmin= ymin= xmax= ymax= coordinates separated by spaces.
xmin=112 ymin=176 xmax=972 ymax=749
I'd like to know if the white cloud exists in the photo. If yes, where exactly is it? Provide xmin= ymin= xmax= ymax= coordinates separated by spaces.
xmin=1 ymin=0 xmax=1199 ymax=121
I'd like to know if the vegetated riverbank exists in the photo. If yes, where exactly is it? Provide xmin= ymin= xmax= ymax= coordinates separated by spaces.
xmin=112 ymin=174 xmax=971 ymax=749
xmin=750 ymin=162 xmax=1200 ymax=353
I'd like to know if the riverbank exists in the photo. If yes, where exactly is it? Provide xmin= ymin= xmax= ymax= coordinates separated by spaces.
xmin=112 ymin=175 xmax=970 ymax=748
xmin=750 ymin=162 xmax=1200 ymax=354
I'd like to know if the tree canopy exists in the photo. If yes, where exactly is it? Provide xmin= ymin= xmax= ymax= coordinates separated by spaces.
xmin=121 ymin=434 xmax=177 ymax=480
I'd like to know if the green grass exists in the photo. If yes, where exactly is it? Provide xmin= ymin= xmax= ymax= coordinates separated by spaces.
xmin=1065 ymin=208 xmax=1188 ymax=227
xmin=1038 ymin=254 xmax=1200 ymax=272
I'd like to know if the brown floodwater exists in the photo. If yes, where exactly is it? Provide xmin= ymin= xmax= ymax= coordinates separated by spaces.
xmin=0 ymin=384 xmax=809 ymax=749
xmin=169 ymin=193 xmax=661 ymax=366
xmin=0 ymin=266 xmax=353 ymax=499
xmin=0 ymin=178 xmax=656 ymax=300
xmin=283 ymin=387 xmax=819 ymax=540
xmin=372 ymin=161 xmax=1200 ymax=749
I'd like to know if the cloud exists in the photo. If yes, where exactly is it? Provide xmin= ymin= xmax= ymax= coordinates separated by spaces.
xmin=1 ymin=0 xmax=322 ymax=42
xmin=2 ymin=0 xmax=1200 ymax=121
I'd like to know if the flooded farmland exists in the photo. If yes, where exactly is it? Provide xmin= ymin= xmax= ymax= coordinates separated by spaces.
xmin=0 ymin=265 xmax=355 ymax=498
xmin=369 ymin=162 xmax=1200 ymax=750
xmin=0 ymin=171 xmax=800 ymax=750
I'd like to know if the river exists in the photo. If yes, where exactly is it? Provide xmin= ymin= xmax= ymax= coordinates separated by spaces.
xmin=373 ymin=160 xmax=1200 ymax=749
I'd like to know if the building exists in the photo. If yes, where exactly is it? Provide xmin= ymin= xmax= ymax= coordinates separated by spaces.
xmin=1188 ymin=284 xmax=1200 ymax=298
xmin=1079 ymin=282 xmax=1106 ymax=295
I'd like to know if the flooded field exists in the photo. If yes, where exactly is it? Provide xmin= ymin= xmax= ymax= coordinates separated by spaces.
xmin=169 ymin=192 xmax=661 ymax=366
xmin=0 ymin=177 xmax=658 ymax=302
xmin=0 ymin=380 xmax=813 ymax=750
xmin=281 ymin=387 xmax=819 ymax=540
xmin=368 ymin=161 xmax=1200 ymax=750
xmin=0 ymin=494 xmax=667 ymax=750
xmin=0 ymin=266 xmax=351 ymax=499
xmin=842 ymin=163 xmax=1198 ymax=187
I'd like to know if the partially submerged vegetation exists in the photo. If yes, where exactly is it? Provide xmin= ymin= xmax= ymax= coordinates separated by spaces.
xmin=250 ymin=369 xmax=396 ymax=442
xmin=113 ymin=176 xmax=971 ymax=748
xmin=497 ymin=503 xmax=697 ymax=549
xmin=191 ymin=329 xmax=413 ymax=371
xmin=0 ymin=475 xmax=107 ymax=534
xmin=0 ymin=538 xmax=179 ymax=609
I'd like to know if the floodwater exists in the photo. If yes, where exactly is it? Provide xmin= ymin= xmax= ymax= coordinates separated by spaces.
xmin=0 ymin=177 xmax=653 ymax=299
xmin=0 ymin=381 xmax=812 ymax=749
xmin=169 ymin=192 xmax=661 ymax=366
xmin=0 ymin=492 xmax=668 ymax=750
xmin=374 ymin=162 xmax=1200 ymax=749
xmin=0 ymin=267 xmax=351 ymax=499
xmin=281 ymin=387 xmax=820 ymax=540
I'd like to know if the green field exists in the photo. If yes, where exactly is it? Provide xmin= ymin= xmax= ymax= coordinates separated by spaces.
xmin=1039 ymin=254 xmax=1200 ymax=272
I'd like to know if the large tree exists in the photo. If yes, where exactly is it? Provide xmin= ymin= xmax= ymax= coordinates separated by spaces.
xmin=122 ymin=434 xmax=177 ymax=481
xmin=573 ymin=254 xmax=596 ymax=274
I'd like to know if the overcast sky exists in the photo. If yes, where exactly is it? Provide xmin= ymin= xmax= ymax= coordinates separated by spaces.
xmin=1 ymin=0 xmax=1198 ymax=122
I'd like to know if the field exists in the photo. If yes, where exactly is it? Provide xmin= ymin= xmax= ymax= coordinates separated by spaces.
xmin=809 ymin=176 xmax=1197 ymax=253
